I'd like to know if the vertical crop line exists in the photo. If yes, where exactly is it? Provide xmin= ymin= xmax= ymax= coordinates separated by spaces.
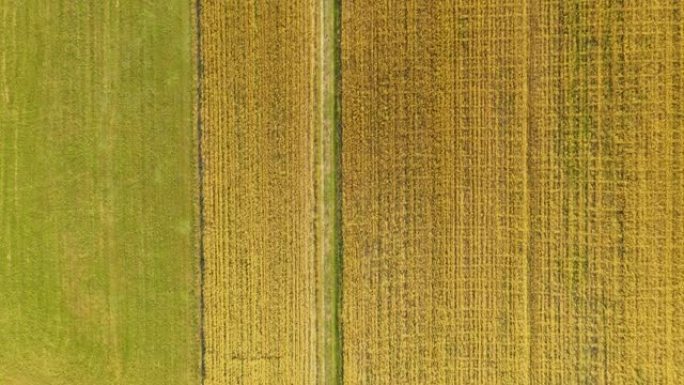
xmin=320 ymin=0 xmax=343 ymax=383
xmin=524 ymin=0 xmax=533 ymax=383
xmin=194 ymin=0 xmax=206 ymax=383
xmin=332 ymin=3 xmax=343 ymax=385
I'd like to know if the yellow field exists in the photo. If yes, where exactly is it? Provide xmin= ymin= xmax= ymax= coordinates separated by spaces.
xmin=342 ymin=1 xmax=684 ymax=384
xmin=528 ymin=1 xmax=684 ymax=383
xmin=199 ymin=1 xmax=683 ymax=384
xmin=199 ymin=0 xmax=338 ymax=384
xmin=341 ymin=1 xmax=530 ymax=383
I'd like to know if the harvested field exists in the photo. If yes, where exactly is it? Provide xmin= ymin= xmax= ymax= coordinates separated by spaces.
xmin=0 ymin=1 xmax=198 ymax=384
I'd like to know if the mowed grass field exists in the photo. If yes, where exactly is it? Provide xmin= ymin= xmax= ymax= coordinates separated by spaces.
xmin=0 ymin=1 xmax=198 ymax=384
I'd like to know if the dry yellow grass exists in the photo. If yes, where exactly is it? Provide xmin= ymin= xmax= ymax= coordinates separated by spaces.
xmin=198 ymin=0 xmax=338 ymax=384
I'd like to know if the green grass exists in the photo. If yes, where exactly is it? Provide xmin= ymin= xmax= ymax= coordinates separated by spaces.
xmin=320 ymin=0 xmax=342 ymax=384
xmin=0 ymin=2 xmax=198 ymax=384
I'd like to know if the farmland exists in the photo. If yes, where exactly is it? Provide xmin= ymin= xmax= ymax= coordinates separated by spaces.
xmin=0 ymin=1 xmax=198 ymax=384
xmin=1 ymin=1 xmax=683 ymax=384
xmin=527 ymin=2 xmax=684 ymax=383
xmin=341 ymin=1 xmax=684 ymax=384
xmin=341 ymin=1 xmax=530 ymax=383
xmin=199 ymin=0 xmax=339 ymax=384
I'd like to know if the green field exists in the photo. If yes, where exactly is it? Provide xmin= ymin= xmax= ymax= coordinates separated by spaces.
xmin=0 ymin=2 xmax=198 ymax=384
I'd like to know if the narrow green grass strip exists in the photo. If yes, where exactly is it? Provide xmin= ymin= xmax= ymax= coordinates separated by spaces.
xmin=320 ymin=0 xmax=343 ymax=383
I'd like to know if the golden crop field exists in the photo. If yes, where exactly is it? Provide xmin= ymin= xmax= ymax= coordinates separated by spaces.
xmin=527 ymin=1 xmax=684 ymax=383
xmin=199 ymin=0 xmax=339 ymax=384
xmin=341 ymin=1 xmax=684 ymax=384
xmin=341 ymin=1 xmax=530 ymax=383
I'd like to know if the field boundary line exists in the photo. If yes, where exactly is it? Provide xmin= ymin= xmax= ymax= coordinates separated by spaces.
xmin=193 ymin=0 xmax=206 ymax=383
xmin=318 ymin=0 xmax=343 ymax=383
